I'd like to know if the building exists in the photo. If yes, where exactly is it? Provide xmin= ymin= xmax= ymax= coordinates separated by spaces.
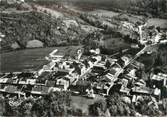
xmin=42 ymin=61 xmax=56 ymax=72
xmin=0 ymin=85 xmax=24 ymax=96
xmin=48 ymin=49 xmax=63 ymax=62
xmin=150 ymin=73 xmax=167 ymax=88
xmin=131 ymin=86 xmax=153 ymax=95
xmin=31 ymin=85 xmax=50 ymax=95
xmin=56 ymin=77 xmax=70 ymax=90
xmin=19 ymin=78 xmax=36 ymax=85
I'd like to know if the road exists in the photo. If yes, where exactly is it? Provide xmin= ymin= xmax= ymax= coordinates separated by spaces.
xmin=107 ymin=44 xmax=155 ymax=95
xmin=123 ymin=46 xmax=147 ymax=69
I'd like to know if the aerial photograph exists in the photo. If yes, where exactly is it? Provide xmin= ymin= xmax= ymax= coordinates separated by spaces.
xmin=0 ymin=0 xmax=167 ymax=116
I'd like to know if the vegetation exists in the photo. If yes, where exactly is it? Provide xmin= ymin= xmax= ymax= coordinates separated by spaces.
xmin=106 ymin=93 xmax=135 ymax=116
xmin=88 ymin=93 xmax=167 ymax=116
xmin=0 ymin=10 xmax=86 ymax=51
xmin=89 ymin=99 xmax=107 ymax=116
xmin=1 ymin=91 xmax=73 ymax=116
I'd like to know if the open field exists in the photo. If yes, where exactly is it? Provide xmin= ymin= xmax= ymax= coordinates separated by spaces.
xmin=103 ymin=37 xmax=130 ymax=50
xmin=88 ymin=10 xmax=167 ymax=29
xmin=0 ymin=46 xmax=81 ymax=73
xmin=71 ymin=95 xmax=105 ymax=113
xmin=147 ymin=18 xmax=167 ymax=29
xmin=0 ymin=48 xmax=55 ymax=73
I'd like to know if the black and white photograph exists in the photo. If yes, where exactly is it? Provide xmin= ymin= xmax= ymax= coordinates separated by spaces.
xmin=0 ymin=0 xmax=167 ymax=116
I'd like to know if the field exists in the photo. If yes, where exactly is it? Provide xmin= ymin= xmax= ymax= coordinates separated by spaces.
xmin=0 ymin=46 xmax=81 ymax=73
xmin=147 ymin=18 xmax=167 ymax=29
xmin=103 ymin=37 xmax=130 ymax=50
xmin=71 ymin=95 xmax=105 ymax=114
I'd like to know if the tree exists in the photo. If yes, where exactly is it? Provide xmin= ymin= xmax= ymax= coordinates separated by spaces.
xmin=30 ymin=91 xmax=71 ymax=116
xmin=49 ymin=91 xmax=71 ymax=116
xmin=135 ymin=96 xmax=162 ymax=116
xmin=106 ymin=93 xmax=136 ymax=116
xmin=19 ymin=98 xmax=34 ymax=116
xmin=31 ymin=98 xmax=45 ymax=117
xmin=89 ymin=100 xmax=106 ymax=116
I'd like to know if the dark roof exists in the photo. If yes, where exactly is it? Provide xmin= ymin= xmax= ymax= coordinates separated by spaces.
xmin=32 ymin=85 xmax=49 ymax=94
xmin=109 ymin=69 xmax=117 ymax=75
xmin=17 ymin=72 xmax=34 ymax=78
xmin=38 ymin=72 xmax=50 ymax=80
xmin=45 ymin=80 xmax=55 ymax=87
xmin=76 ymin=80 xmax=91 ymax=87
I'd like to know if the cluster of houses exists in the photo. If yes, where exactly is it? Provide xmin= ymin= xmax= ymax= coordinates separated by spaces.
xmin=139 ymin=25 xmax=167 ymax=45
xmin=0 ymin=47 xmax=167 ymax=106
xmin=121 ymin=20 xmax=167 ymax=46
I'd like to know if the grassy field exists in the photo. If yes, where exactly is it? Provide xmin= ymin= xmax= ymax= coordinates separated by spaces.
xmin=71 ymin=95 xmax=105 ymax=114
xmin=103 ymin=37 xmax=130 ymax=49
xmin=0 ymin=46 xmax=81 ymax=73
xmin=147 ymin=18 xmax=167 ymax=29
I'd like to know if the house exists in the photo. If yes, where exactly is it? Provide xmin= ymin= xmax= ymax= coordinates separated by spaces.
xmin=0 ymin=73 xmax=7 ymax=78
xmin=131 ymin=86 xmax=153 ymax=95
xmin=26 ymin=79 xmax=36 ymax=85
xmin=45 ymin=80 xmax=55 ymax=87
xmin=114 ymin=79 xmax=130 ymax=95
xmin=37 ymin=71 xmax=51 ymax=83
xmin=0 ymin=73 xmax=19 ymax=84
xmin=18 ymin=78 xmax=27 ymax=85
xmin=132 ymin=95 xmax=144 ymax=104
xmin=92 ymin=55 xmax=102 ymax=62
xmin=17 ymin=72 xmax=34 ymax=79
xmin=65 ymin=74 xmax=76 ymax=84
xmin=56 ymin=77 xmax=70 ymax=90
xmin=120 ymin=87 xmax=130 ymax=95
xmin=128 ymin=69 xmax=136 ymax=77
xmin=0 ymin=85 xmax=23 ymax=96
xmin=93 ymin=82 xmax=111 ymax=95
xmin=89 ymin=48 xmax=100 ymax=55
xmin=105 ymin=72 xmax=117 ymax=82
xmin=31 ymin=85 xmax=50 ymax=95
xmin=131 ymin=60 xmax=145 ymax=70
xmin=43 ymin=61 xmax=55 ymax=71
xmin=18 ymin=77 xmax=36 ymax=85
xmin=54 ymin=69 xmax=69 ymax=77
xmin=49 ymin=49 xmax=58 ymax=57
xmin=48 ymin=49 xmax=64 ymax=61
xmin=70 ymin=80 xmax=91 ymax=95
xmin=124 ymin=74 xmax=137 ymax=81
xmin=0 ymin=78 xmax=9 ymax=84
xmin=150 ymin=73 xmax=167 ymax=88
xmin=92 ymin=65 xmax=106 ymax=75
xmin=11 ymin=77 xmax=19 ymax=84
xmin=124 ymin=68 xmax=138 ymax=81
xmin=108 ymin=63 xmax=123 ymax=78
xmin=121 ymin=56 xmax=131 ymax=67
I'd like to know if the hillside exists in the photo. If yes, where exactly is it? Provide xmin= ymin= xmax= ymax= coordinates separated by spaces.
xmin=0 ymin=3 xmax=102 ymax=52
xmin=0 ymin=2 xmax=129 ymax=52
xmin=28 ymin=0 xmax=167 ymax=18
xmin=0 ymin=1 xmax=166 ymax=53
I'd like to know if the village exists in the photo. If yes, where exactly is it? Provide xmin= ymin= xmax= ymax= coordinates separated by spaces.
xmin=0 ymin=0 xmax=167 ymax=116
xmin=0 ymin=22 xmax=167 ymax=115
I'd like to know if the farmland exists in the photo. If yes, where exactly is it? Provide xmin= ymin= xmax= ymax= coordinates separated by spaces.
xmin=0 ymin=46 xmax=80 ymax=73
